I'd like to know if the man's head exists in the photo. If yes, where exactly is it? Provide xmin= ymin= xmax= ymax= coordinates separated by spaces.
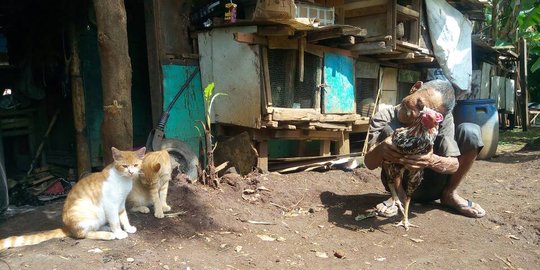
xmin=398 ymin=79 xmax=455 ymax=125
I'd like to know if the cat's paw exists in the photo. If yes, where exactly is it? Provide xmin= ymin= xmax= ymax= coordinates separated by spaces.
xmin=132 ymin=206 xmax=150 ymax=214
xmin=154 ymin=211 xmax=165 ymax=219
xmin=114 ymin=230 xmax=128 ymax=239
xmin=125 ymin=225 xmax=137 ymax=234
xmin=162 ymin=204 xmax=171 ymax=212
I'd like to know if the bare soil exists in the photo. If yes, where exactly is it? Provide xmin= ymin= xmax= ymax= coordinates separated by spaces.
xmin=1 ymin=144 xmax=539 ymax=270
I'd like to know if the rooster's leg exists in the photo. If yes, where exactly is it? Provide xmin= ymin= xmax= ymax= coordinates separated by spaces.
xmin=388 ymin=180 xmax=404 ymax=214
xmin=395 ymin=196 xmax=418 ymax=231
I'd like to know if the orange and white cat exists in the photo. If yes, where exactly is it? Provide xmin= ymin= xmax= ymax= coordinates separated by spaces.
xmin=0 ymin=147 xmax=145 ymax=250
xmin=127 ymin=150 xmax=172 ymax=219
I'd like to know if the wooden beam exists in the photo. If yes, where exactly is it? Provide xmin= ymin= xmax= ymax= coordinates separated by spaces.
xmin=309 ymin=122 xmax=352 ymax=131
xmin=349 ymin=41 xmax=386 ymax=51
xmin=252 ymin=129 xmax=343 ymax=141
xmin=360 ymin=35 xmax=393 ymax=42
xmin=353 ymin=47 xmax=394 ymax=55
xmin=342 ymin=0 xmax=388 ymax=10
xmin=278 ymin=124 xmax=297 ymax=130
xmin=271 ymin=107 xmax=321 ymax=121
xmin=398 ymin=57 xmax=434 ymax=64
xmin=234 ymin=32 xmax=267 ymax=45
xmin=319 ymin=114 xmax=358 ymax=122
xmin=395 ymin=40 xmax=428 ymax=53
xmin=258 ymin=25 xmax=295 ymax=36
xmin=345 ymin=4 xmax=387 ymax=18
xmin=307 ymin=27 xmax=367 ymax=43
xmin=268 ymin=36 xmax=297 ymax=50
xmin=306 ymin=44 xmax=355 ymax=58
xmin=396 ymin=4 xmax=419 ymax=20
xmin=376 ymin=52 xmax=415 ymax=60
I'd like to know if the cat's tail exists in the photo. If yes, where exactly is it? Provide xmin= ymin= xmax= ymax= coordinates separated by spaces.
xmin=0 ymin=228 xmax=69 ymax=250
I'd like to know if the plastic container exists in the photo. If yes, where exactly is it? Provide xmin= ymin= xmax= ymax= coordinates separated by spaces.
xmin=453 ymin=98 xmax=499 ymax=159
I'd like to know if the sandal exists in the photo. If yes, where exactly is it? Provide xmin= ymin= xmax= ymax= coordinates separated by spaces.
xmin=376 ymin=199 xmax=399 ymax=217
xmin=453 ymin=199 xmax=486 ymax=218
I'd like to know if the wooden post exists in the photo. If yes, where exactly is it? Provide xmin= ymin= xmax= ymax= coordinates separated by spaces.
xmin=336 ymin=131 xmax=350 ymax=155
xmin=261 ymin=47 xmax=272 ymax=114
xmin=143 ymin=0 xmax=163 ymax=127
xmin=320 ymin=140 xmax=331 ymax=156
xmin=314 ymin=57 xmax=322 ymax=112
xmin=519 ymin=37 xmax=528 ymax=131
xmin=69 ymin=24 xmax=92 ymax=176
xmin=257 ymin=140 xmax=268 ymax=172
xmin=284 ymin=50 xmax=297 ymax=108
xmin=93 ymin=0 xmax=134 ymax=164
xmin=298 ymin=37 xmax=305 ymax=82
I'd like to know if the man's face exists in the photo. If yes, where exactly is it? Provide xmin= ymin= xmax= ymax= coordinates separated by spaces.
xmin=398 ymin=88 xmax=445 ymax=125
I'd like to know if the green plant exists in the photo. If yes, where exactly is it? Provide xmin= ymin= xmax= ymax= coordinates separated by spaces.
xmin=498 ymin=126 xmax=540 ymax=152
xmin=199 ymin=82 xmax=226 ymax=187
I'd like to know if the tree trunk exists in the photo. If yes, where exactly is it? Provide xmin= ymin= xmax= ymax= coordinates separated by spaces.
xmin=499 ymin=0 xmax=520 ymax=42
xmin=69 ymin=24 xmax=92 ymax=176
xmin=93 ymin=0 xmax=133 ymax=165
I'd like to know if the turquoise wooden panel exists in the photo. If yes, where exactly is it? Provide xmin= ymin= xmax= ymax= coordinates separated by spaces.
xmin=79 ymin=6 xmax=152 ymax=166
xmin=79 ymin=23 xmax=103 ymax=166
xmin=162 ymin=64 xmax=205 ymax=155
xmin=323 ymin=53 xmax=355 ymax=113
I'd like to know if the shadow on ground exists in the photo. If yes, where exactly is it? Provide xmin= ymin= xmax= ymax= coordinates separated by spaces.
xmin=319 ymin=191 xmax=445 ymax=231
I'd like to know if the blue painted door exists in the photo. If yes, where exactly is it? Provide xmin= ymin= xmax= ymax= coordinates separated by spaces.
xmin=323 ymin=53 xmax=355 ymax=113
xmin=162 ymin=64 xmax=205 ymax=154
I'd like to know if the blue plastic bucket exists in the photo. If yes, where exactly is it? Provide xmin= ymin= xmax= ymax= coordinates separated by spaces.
xmin=453 ymin=99 xmax=499 ymax=159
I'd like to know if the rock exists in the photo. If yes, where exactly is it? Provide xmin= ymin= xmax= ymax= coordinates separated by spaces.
xmin=334 ymin=250 xmax=345 ymax=259
xmin=214 ymin=132 xmax=258 ymax=176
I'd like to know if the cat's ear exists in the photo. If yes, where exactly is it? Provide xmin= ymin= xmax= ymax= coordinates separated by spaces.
xmin=152 ymin=163 xmax=161 ymax=172
xmin=136 ymin=147 xmax=146 ymax=159
xmin=111 ymin=147 xmax=122 ymax=161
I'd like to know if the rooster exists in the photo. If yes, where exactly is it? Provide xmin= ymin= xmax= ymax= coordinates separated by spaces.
xmin=384 ymin=107 xmax=444 ymax=230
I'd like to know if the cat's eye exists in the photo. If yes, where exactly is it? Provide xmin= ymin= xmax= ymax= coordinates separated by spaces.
xmin=133 ymin=164 xmax=138 ymax=167
xmin=122 ymin=165 xmax=128 ymax=168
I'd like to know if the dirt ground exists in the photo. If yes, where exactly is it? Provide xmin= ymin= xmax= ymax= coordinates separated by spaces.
xmin=1 ymin=139 xmax=539 ymax=270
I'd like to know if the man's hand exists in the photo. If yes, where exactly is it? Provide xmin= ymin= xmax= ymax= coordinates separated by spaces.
xmin=401 ymin=150 xmax=434 ymax=169
xmin=379 ymin=136 xmax=404 ymax=163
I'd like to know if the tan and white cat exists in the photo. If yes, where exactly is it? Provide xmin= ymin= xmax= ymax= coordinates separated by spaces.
xmin=127 ymin=150 xmax=172 ymax=219
xmin=0 ymin=147 xmax=145 ymax=250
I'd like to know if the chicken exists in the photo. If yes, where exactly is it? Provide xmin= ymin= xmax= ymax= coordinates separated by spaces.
xmin=384 ymin=107 xmax=444 ymax=230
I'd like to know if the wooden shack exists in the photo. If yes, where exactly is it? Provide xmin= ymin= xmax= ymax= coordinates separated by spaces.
xmin=194 ymin=22 xmax=369 ymax=170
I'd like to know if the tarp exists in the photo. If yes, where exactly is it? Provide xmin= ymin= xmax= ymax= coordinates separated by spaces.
xmin=425 ymin=0 xmax=472 ymax=93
